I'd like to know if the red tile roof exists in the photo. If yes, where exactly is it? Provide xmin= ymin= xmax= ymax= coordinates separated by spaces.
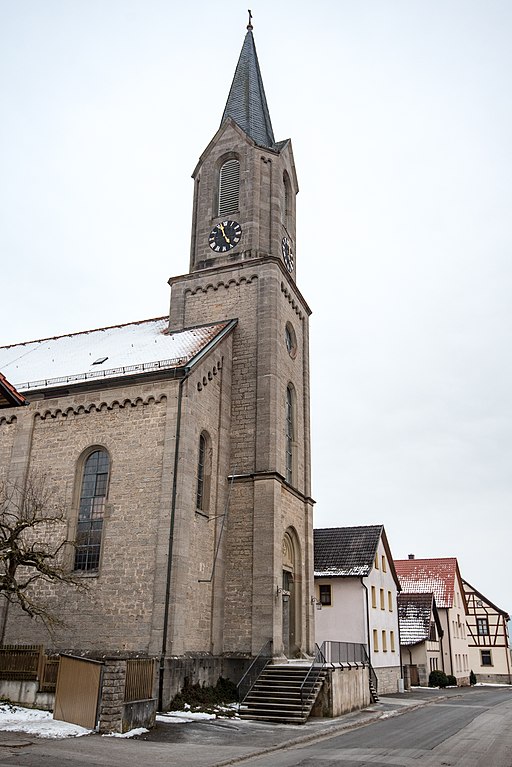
xmin=395 ymin=557 xmax=459 ymax=609
xmin=0 ymin=372 xmax=26 ymax=407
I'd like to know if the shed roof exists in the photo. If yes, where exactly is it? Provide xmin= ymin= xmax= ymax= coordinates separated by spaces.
xmin=0 ymin=318 xmax=235 ymax=393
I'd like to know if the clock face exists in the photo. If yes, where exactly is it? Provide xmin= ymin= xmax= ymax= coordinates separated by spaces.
xmin=282 ymin=237 xmax=294 ymax=272
xmin=209 ymin=220 xmax=242 ymax=253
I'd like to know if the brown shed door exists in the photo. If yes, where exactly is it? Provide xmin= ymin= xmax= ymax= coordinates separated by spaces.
xmin=53 ymin=655 xmax=103 ymax=730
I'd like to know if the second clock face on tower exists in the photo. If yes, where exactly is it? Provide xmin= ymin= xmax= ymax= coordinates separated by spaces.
xmin=209 ymin=220 xmax=242 ymax=253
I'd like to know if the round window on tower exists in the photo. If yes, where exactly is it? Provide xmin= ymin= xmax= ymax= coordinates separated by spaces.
xmin=285 ymin=322 xmax=297 ymax=359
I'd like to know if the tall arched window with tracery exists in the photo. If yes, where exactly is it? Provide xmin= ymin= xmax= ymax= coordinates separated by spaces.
xmin=218 ymin=158 xmax=240 ymax=216
xmin=285 ymin=385 xmax=295 ymax=484
xmin=74 ymin=449 xmax=110 ymax=572
xmin=196 ymin=431 xmax=212 ymax=514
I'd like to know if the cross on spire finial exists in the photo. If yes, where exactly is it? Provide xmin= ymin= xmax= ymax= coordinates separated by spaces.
xmin=247 ymin=9 xmax=253 ymax=30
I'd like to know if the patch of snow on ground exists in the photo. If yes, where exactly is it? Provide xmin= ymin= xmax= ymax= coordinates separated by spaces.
xmin=0 ymin=704 xmax=91 ymax=739
xmin=103 ymin=727 xmax=149 ymax=738
xmin=157 ymin=710 xmax=216 ymax=723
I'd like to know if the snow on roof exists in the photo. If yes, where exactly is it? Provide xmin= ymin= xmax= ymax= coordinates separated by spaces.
xmin=395 ymin=557 xmax=458 ymax=609
xmin=314 ymin=525 xmax=383 ymax=578
xmin=398 ymin=592 xmax=434 ymax=645
xmin=0 ymin=318 xmax=233 ymax=393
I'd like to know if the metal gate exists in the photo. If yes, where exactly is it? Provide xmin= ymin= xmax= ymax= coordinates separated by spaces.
xmin=53 ymin=655 xmax=103 ymax=730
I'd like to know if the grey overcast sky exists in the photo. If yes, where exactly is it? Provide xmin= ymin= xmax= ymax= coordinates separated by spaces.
xmin=1 ymin=1 xmax=511 ymax=617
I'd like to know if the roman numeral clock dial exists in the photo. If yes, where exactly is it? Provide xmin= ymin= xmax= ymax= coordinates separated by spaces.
xmin=208 ymin=220 xmax=242 ymax=253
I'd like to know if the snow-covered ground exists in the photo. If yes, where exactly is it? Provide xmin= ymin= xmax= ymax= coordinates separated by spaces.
xmin=0 ymin=701 xmax=239 ymax=739
xmin=0 ymin=703 xmax=92 ymax=739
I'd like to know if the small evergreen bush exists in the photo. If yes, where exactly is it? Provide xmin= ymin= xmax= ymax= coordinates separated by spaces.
xmin=428 ymin=669 xmax=448 ymax=688
xmin=446 ymin=675 xmax=457 ymax=686
xmin=470 ymin=670 xmax=477 ymax=686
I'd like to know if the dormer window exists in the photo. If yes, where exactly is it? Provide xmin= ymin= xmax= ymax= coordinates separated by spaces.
xmin=218 ymin=159 xmax=240 ymax=216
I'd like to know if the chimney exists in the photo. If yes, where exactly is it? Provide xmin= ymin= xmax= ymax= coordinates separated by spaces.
xmin=408 ymin=553 xmax=415 ymax=560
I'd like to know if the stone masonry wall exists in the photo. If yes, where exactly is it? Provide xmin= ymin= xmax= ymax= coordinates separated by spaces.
xmin=2 ymin=380 xmax=178 ymax=654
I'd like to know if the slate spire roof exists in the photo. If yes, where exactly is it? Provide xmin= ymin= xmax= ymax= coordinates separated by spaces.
xmin=220 ymin=26 xmax=276 ymax=149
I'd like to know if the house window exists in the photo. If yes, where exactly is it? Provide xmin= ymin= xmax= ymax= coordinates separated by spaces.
xmin=388 ymin=591 xmax=393 ymax=611
xmin=74 ymin=449 xmax=110 ymax=572
xmin=390 ymin=630 xmax=395 ymax=652
xmin=373 ymin=629 xmax=379 ymax=652
xmin=196 ymin=431 xmax=211 ymax=514
xmin=481 ymin=650 xmax=492 ymax=667
xmin=319 ymin=584 xmax=332 ymax=606
xmin=218 ymin=158 xmax=240 ymax=216
xmin=374 ymin=553 xmax=379 ymax=569
xmin=381 ymin=555 xmax=387 ymax=572
xmin=382 ymin=630 xmax=387 ymax=652
xmin=429 ymin=622 xmax=437 ymax=641
xmin=285 ymin=385 xmax=295 ymax=484
xmin=371 ymin=585 xmax=377 ymax=608
xmin=477 ymin=617 xmax=489 ymax=636
xmin=380 ymin=588 xmax=385 ymax=610
xmin=429 ymin=657 xmax=438 ymax=672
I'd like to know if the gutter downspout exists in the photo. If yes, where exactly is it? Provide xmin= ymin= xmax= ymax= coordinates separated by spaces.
xmin=361 ymin=578 xmax=371 ymax=665
xmin=159 ymin=372 xmax=187 ymax=711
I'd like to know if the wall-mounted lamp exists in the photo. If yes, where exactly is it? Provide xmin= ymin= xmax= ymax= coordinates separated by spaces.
xmin=311 ymin=596 xmax=322 ymax=611
xmin=276 ymin=585 xmax=290 ymax=602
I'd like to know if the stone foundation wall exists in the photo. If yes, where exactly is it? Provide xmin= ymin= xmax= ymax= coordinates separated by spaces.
xmin=375 ymin=664 xmax=402 ymax=694
xmin=311 ymin=665 xmax=371 ymax=718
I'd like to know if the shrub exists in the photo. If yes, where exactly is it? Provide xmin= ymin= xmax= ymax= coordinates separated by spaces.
xmin=169 ymin=676 xmax=238 ymax=713
xmin=446 ymin=675 xmax=457 ymax=686
xmin=429 ymin=670 xmax=448 ymax=688
xmin=470 ymin=670 xmax=477 ymax=686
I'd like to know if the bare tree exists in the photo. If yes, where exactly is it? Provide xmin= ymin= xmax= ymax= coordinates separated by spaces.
xmin=0 ymin=474 xmax=83 ymax=639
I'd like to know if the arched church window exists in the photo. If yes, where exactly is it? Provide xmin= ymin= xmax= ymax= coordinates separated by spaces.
xmin=218 ymin=159 xmax=240 ymax=216
xmin=74 ymin=449 xmax=110 ymax=572
xmin=283 ymin=171 xmax=291 ymax=226
xmin=285 ymin=385 xmax=295 ymax=484
xmin=196 ymin=431 xmax=212 ymax=514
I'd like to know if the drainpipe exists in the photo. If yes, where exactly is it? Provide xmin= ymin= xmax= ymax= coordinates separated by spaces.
xmin=158 ymin=373 xmax=186 ymax=711
xmin=446 ymin=611 xmax=453 ymax=677
xmin=361 ymin=578 xmax=371 ymax=664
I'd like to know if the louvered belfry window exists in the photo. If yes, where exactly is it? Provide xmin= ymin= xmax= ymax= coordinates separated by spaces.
xmin=218 ymin=159 xmax=240 ymax=216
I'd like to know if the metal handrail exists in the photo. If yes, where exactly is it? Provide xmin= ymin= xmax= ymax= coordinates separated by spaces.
xmin=299 ymin=642 xmax=327 ymax=713
xmin=236 ymin=639 xmax=273 ymax=704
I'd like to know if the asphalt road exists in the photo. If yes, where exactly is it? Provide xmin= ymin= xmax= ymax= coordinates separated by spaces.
xmin=234 ymin=687 xmax=512 ymax=767
xmin=0 ymin=687 xmax=510 ymax=767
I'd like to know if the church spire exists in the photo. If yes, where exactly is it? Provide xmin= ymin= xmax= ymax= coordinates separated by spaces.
xmin=220 ymin=19 xmax=276 ymax=149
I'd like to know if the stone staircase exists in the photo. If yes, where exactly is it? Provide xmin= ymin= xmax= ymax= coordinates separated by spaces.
xmin=239 ymin=663 xmax=327 ymax=724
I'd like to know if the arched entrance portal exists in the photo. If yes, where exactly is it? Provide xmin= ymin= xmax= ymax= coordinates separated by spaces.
xmin=281 ymin=529 xmax=301 ymax=657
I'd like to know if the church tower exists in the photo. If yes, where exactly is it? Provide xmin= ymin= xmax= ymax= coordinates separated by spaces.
xmin=169 ymin=20 xmax=314 ymax=658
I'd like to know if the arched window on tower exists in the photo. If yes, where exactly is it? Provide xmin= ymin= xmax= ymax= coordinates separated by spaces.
xmin=283 ymin=171 xmax=292 ymax=227
xmin=74 ymin=448 xmax=110 ymax=572
xmin=218 ymin=158 xmax=240 ymax=216
xmin=196 ymin=431 xmax=212 ymax=514
xmin=285 ymin=385 xmax=295 ymax=484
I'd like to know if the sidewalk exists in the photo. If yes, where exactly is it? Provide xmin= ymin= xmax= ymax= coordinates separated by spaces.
xmin=135 ymin=688 xmax=448 ymax=767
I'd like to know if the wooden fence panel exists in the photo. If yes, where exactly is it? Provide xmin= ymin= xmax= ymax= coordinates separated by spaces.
xmin=124 ymin=658 xmax=156 ymax=702
xmin=0 ymin=645 xmax=42 ymax=680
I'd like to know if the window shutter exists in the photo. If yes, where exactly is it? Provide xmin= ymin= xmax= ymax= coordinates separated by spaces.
xmin=218 ymin=159 xmax=240 ymax=216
